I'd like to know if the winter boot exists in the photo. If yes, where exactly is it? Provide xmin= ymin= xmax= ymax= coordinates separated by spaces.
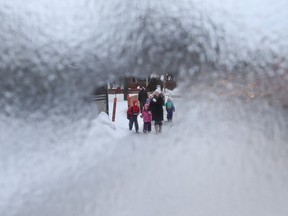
xmin=154 ymin=125 xmax=159 ymax=134
xmin=159 ymin=125 xmax=162 ymax=133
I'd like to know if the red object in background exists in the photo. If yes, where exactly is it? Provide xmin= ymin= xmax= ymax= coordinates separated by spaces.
xmin=112 ymin=96 xmax=117 ymax=122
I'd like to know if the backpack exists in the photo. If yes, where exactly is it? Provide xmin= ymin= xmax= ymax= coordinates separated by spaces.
xmin=166 ymin=101 xmax=173 ymax=109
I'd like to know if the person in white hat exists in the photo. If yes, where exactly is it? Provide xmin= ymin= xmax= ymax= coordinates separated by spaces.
xmin=148 ymin=88 xmax=164 ymax=133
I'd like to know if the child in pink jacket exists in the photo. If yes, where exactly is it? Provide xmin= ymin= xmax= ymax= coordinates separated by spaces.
xmin=141 ymin=103 xmax=152 ymax=133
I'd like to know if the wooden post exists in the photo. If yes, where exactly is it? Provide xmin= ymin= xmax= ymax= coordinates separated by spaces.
xmin=112 ymin=95 xmax=117 ymax=122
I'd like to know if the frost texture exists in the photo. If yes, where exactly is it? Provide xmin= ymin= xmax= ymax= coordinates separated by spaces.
xmin=1 ymin=0 xmax=288 ymax=113
xmin=0 ymin=0 xmax=288 ymax=216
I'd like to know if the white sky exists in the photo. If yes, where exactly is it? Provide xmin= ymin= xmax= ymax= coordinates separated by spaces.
xmin=194 ymin=0 xmax=288 ymax=45
xmin=2 ymin=0 xmax=287 ymax=45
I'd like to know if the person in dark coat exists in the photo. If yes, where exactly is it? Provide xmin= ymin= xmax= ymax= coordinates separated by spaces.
xmin=138 ymin=86 xmax=148 ymax=113
xmin=149 ymin=88 xmax=164 ymax=133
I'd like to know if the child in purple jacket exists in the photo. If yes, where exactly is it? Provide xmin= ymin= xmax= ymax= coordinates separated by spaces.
xmin=141 ymin=103 xmax=152 ymax=133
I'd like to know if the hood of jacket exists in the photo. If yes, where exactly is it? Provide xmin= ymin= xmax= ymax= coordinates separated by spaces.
xmin=133 ymin=100 xmax=138 ymax=106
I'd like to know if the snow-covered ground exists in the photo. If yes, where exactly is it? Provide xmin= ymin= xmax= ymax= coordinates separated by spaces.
xmin=1 ymin=89 xmax=288 ymax=216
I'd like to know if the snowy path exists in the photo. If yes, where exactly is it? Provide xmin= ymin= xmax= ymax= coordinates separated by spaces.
xmin=1 ymin=93 xmax=288 ymax=216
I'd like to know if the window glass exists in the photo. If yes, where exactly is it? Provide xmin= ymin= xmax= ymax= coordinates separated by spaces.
xmin=1 ymin=1 xmax=288 ymax=216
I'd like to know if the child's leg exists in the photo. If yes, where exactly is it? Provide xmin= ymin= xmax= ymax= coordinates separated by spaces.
xmin=135 ymin=117 xmax=139 ymax=132
xmin=129 ymin=118 xmax=133 ymax=130
xmin=143 ymin=122 xmax=147 ymax=132
xmin=148 ymin=122 xmax=151 ymax=132
xmin=167 ymin=110 xmax=172 ymax=121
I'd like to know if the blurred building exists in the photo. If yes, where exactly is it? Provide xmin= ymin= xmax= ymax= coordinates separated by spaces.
xmin=108 ymin=74 xmax=176 ymax=94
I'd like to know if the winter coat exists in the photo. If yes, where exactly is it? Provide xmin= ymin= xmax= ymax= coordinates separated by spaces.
xmin=149 ymin=95 xmax=164 ymax=121
xmin=138 ymin=89 xmax=148 ymax=104
xmin=141 ymin=109 xmax=152 ymax=122
xmin=165 ymin=100 xmax=175 ymax=111
xmin=127 ymin=100 xmax=140 ymax=119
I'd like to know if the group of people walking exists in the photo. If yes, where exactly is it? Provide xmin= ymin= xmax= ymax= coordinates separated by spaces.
xmin=127 ymin=86 xmax=175 ymax=134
